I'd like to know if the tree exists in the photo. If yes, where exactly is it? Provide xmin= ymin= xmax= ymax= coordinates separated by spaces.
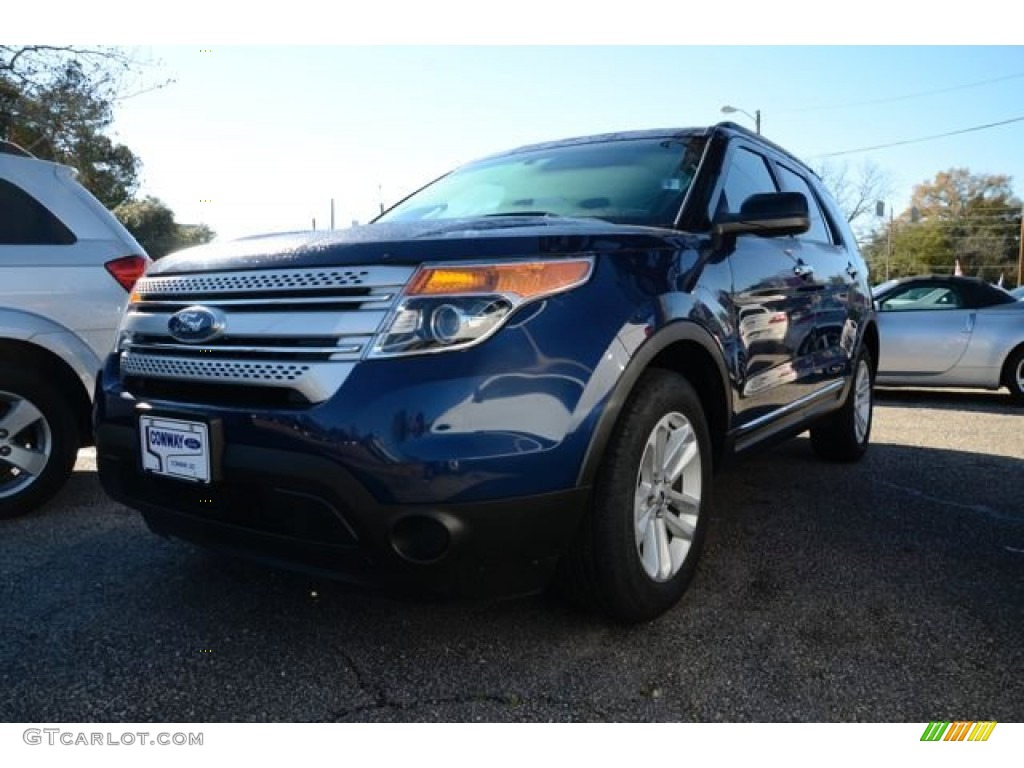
xmin=862 ymin=168 xmax=1022 ymax=282
xmin=1 ymin=47 xmax=146 ymax=208
xmin=176 ymin=223 xmax=217 ymax=251
xmin=909 ymin=168 xmax=1020 ymax=276
xmin=815 ymin=159 xmax=892 ymax=235
xmin=2 ymin=47 xmax=213 ymax=254
xmin=114 ymin=197 xmax=216 ymax=259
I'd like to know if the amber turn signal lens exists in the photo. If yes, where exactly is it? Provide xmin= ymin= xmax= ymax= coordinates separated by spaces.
xmin=406 ymin=260 xmax=592 ymax=299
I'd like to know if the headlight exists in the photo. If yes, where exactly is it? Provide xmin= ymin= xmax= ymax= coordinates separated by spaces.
xmin=113 ymin=291 xmax=143 ymax=353
xmin=370 ymin=259 xmax=593 ymax=358
xmin=114 ymin=330 xmax=134 ymax=353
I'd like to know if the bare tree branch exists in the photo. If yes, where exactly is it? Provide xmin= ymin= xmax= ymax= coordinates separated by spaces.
xmin=815 ymin=158 xmax=893 ymax=236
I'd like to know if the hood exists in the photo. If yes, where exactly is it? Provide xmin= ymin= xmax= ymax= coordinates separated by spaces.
xmin=148 ymin=217 xmax=687 ymax=275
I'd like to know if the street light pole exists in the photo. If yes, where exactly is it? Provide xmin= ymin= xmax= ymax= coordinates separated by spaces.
xmin=721 ymin=105 xmax=761 ymax=135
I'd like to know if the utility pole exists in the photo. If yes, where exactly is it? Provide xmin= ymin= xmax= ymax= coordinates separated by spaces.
xmin=886 ymin=206 xmax=893 ymax=281
xmin=876 ymin=200 xmax=892 ymax=281
xmin=1017 ymin=204 xmax=1023 ymax=288
xmin=330 ymin=198 xmax=335 ymax=230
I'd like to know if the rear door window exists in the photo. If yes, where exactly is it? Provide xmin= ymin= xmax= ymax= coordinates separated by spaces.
xmin=0 ymin=179 xmax=76 ymax=245
xmin=775 ymin=164 xmax=834 ymax=244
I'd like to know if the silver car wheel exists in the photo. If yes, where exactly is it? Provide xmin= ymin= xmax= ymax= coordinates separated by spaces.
xmin=1015 ymin=357 xmax=1024 ymax=393
xmin=634 ymin=411 xmax=702 ymax=583
xmin=0 ymin=391 xmax=53 ymax=500
xmin=854 ymin=359 xmax=872 ymax=444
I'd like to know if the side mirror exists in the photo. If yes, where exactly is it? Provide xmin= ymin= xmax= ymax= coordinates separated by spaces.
xmin=713 ymin=192 xmax=810 ymax=238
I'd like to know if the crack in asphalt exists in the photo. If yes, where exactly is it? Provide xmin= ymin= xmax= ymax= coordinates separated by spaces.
xmin=332 ymin=648 xmax=612 ymax=721
xmin=337 ymin=648 xmax=387 ymax=708
xmin=877 ymin=480 xmax=1021 ymax=523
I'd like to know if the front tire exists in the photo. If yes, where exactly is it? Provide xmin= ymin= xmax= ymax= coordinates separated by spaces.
xmin=810 ymin=347 xmax=873 ymax=462
xmin=558 ymin=369 xmax=713 ymax=623
xmin=1004 ymin=347 xmax=1024 ymax=403
xmin=0 ymin=369 xmax=80 ymax=519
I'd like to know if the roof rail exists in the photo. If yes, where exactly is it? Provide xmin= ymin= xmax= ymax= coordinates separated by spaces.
xmin=712 ymin=121 xmax=820 ymax=177
xmin=0 ymin=141 xmax=34 ymax=158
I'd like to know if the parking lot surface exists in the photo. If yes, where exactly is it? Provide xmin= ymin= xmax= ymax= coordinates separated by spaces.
xmin=1 ymin=389 xmax=1022 ymax=722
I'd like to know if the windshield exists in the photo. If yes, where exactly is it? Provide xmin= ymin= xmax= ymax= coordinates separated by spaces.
xmin=376 ymin=136 xmax=706 ymax=228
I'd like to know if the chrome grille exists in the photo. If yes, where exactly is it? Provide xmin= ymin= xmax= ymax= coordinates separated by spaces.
xmin=137 ymin=268 xmax=381 ymax=295
xmin=122 ymin=355 xmax=312 ymax=382
xmin=119 ymin=265 xmax=414 ymax=403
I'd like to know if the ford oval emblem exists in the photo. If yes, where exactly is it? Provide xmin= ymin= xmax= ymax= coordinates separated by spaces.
xmin=167 ymin=306 xmax=226 ymax=344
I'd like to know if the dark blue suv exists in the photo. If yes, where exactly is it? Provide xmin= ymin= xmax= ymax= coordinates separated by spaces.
xmin=95 ymin=123 xmax=877 ymax=622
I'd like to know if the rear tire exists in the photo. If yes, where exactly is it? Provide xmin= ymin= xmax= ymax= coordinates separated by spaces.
xmin=810 ymin=347 xmax=873 ymax=462
xmin=0 ymin=369 xmax=80 ymax=519
xmin=557 ymin=369 xmax=712 ymax=623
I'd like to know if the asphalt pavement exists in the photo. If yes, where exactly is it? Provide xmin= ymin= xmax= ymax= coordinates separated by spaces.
xmin=1 ymin=388 xmax=1022 ymax=722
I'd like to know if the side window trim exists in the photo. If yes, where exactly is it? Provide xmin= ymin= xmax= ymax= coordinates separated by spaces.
xmin=713 ymin=141 xmax=780 ymax=219
xmin=808 ymin=175 xmax=845 ymax=247
xmin=771 ymin=160 xmax=837 ymax=246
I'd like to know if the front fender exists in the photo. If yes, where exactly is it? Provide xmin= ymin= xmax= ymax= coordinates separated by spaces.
xmin=0 ymin=307 xmax=102 ymax=398
xmin=576 ymin=318 xmax=732 ymax=486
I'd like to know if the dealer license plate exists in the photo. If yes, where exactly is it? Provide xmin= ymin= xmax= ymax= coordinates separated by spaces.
xmin=139 ymin=415 xmax=211 ymax=483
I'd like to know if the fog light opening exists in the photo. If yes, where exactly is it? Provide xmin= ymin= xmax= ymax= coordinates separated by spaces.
xmin=391 ymin=515 xmax=452 ymax=564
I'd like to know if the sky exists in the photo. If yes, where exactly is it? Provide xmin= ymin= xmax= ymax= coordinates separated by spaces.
xmin=11 ymin=3 xmax=1023 ymax=243
xmin=102 ymin=45 xmax=1024 ymax=241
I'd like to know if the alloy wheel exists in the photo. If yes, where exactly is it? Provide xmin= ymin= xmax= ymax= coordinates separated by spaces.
xmin=633 ymin=411 xmax=702 ymax=582
xmin=854 ymin=359 xmax=872 ymax=444
xmin=0 ymin=391 xmax=53 ymax=500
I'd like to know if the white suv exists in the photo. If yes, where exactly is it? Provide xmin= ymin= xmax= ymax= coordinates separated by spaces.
xmin=0 ymin=142 xmax=149 ymax=517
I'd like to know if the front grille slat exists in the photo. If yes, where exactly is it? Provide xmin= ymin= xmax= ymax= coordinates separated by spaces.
xmin=136 ymin=266 xmax=413 ymax=295
xmin=133 ymin=293 xmax=395 ymax=310
xmin=125 ymin=342 xmax=365 ymax=356
xmin=122 ymin=354 xmax=312 ymax=382
xmin=120 ymin=265 xmax=413 ymax=405
xmin=123 ymin=309 xmax=388 ymax=339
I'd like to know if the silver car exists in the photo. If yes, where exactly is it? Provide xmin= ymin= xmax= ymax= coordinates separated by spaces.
xmin=873 ymin=275 xmax=1024 ymax=401
xmin=1 ymin=142 xmax=149 ymax=517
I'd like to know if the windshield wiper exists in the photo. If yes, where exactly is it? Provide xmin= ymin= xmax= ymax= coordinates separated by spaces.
xmin=481 ymin=211 xmax=561 ymax=218
xmin=475 ymin=211 xmax=613 ymax=225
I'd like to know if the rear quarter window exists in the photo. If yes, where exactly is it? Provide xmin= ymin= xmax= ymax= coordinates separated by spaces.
xmin=0 ymin=179 xmax=76 ymax=245
xmin=775 ymin=164 xmax=835 ymax=245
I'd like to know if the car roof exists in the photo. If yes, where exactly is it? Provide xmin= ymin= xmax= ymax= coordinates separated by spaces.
xmin=0 ymin=140 xmax=33 ymax=158
xmin=478 ymin=122 xmax=817 ymax=177
xmin=874 ymin=274 xmax=1019 ymax=304
xmin=878 ymin=274 xmax=995 ymax=289
xmin=492 ymin=126 xmax=711 ymax=157
xmin=0 ymin=146 xmax=77 ymax=177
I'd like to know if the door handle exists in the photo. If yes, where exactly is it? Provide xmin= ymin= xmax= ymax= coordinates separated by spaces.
xmin=793 ymin=262 xmax=814 ymax=279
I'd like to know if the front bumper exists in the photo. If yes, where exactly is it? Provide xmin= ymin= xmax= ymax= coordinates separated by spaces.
xmin=96 ymin=415 xmax=591 ymax=599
